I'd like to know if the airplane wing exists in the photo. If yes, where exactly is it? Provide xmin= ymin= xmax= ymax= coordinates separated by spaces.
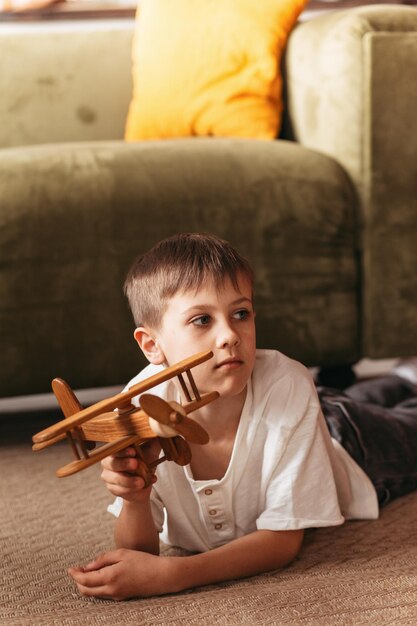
xmin=32 ymin=350 xmax=213 ymax=445
xmin=55 ymin=434 xmax=141 ymax=478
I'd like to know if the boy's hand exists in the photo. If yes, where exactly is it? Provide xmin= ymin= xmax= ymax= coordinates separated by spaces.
xmin=100 ymin=440 xmax=161 ymax=502
xmin=68 ymin=549 xmax=178 ymax=600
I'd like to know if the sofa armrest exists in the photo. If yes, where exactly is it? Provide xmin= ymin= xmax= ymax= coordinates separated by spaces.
xmin=284 ymin=5 xmax=417 ymax=357
xmin=285 ymin=5 xmax=417 ymax=197
xmin=0 ymin=23 xmax=134 ymax=148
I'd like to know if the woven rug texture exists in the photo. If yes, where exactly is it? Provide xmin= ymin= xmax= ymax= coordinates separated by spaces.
xmin=1 ymin=439 xmax=417 ymax=625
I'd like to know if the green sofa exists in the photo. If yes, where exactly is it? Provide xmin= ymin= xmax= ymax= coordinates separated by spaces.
xmin=1 ymin=5 xmax=417 ymax=397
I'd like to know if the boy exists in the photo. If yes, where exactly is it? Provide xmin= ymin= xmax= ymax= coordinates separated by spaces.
xmin=69 ymin=233 xmax=417 ymax=600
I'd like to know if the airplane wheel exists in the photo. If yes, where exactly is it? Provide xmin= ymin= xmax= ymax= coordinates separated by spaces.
xmin=173 ymin=437 xmax=192 ymax=466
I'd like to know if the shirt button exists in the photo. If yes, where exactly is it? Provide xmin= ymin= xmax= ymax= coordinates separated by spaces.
xmin=204 ymin=489 xmax=213 ymax=496
xmin=215 ymin=523 xmax=223 ymax=530
xmin=209 ymin=509 xmax=217 ymax=516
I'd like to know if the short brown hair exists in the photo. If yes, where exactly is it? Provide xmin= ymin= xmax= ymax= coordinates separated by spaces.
xmin=124 ymin=233 xmax=254 ymax=328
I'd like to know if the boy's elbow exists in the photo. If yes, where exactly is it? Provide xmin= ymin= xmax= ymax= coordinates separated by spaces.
xmin=288 ymin=528 xmax=304 ymax=562
xmin=271 ymin=528 xmax=304 ymax=568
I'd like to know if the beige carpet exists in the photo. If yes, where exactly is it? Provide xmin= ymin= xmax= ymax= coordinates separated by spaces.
xmin=1 ymin=436 xmax=417 ymax=625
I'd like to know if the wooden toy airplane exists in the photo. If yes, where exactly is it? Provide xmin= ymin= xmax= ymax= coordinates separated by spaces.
xmin=32 ymin=350 xmax=219 ymax=486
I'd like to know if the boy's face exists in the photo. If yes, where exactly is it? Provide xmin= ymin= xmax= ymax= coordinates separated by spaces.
xmin=143 ymin=274 xmax=256 ymax=400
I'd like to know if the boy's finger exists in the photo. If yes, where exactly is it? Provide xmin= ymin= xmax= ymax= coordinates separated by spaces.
xmin=68 ymin=564 xmax=108 ymax=584
xmin=74 ymin=581 xmax=109 ymax=598
xmin=68 ymin=567 xmax=98 ymax=585
xmin=78 ymin=550 xmax=122 ymax=572
xmin=112 ymin=446 xmax=137 ymax=458
xmin=68 ymin=568 xmax=109 ymax=596
xmin=101 ymin=475 xmax=149 ymax=498
xmin=102 ymin=455 xmax=138 ymax=473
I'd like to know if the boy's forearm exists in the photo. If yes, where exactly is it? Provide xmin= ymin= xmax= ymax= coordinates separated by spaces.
xmin=68 ymin=528 xmax=304 ymax=600
xmin=114 ymin=499 xmax=160 ymax=555
xmin=170 ymin=529 xmax=304 ymax=592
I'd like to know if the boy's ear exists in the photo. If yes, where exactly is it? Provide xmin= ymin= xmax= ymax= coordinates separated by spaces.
xmin=133 ymin=327 xmax=166 ymax=365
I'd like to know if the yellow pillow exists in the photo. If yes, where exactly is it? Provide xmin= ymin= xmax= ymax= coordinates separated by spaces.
xmin=125 ymin=0 xmax=307 ymax=141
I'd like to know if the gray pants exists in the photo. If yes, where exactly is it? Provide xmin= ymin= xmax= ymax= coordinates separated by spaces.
xmin=318 ymin=375 xmax=417 ymax=506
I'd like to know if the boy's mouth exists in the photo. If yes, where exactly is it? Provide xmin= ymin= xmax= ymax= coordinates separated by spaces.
xmin=215 ymin=357 xmax=243 ymax=370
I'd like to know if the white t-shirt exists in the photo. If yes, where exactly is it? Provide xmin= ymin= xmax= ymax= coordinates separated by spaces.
xmin=108 ymin=350 xmax=378 ymax=552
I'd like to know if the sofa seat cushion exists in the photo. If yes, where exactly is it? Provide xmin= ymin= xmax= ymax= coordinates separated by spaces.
xmin=0 ymin=138 xmax=359 ymax=395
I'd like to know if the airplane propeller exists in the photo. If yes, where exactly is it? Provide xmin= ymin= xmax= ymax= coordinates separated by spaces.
xmin=140 ymin=394 xmax=209 ymax=445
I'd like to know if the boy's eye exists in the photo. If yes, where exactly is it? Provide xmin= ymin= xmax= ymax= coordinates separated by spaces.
xmin=233 ymin=309 xmax=250 ymax=321
xmin=192 ymin=314 xmax=211 ymax=326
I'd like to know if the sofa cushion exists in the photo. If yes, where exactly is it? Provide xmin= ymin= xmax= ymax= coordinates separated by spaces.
xmin=125 ymin=0 xmax=307 ymax=141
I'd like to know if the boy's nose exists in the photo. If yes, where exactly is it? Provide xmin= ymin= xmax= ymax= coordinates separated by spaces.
xmin=216 ymin=323 xmax=240 ymax=349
